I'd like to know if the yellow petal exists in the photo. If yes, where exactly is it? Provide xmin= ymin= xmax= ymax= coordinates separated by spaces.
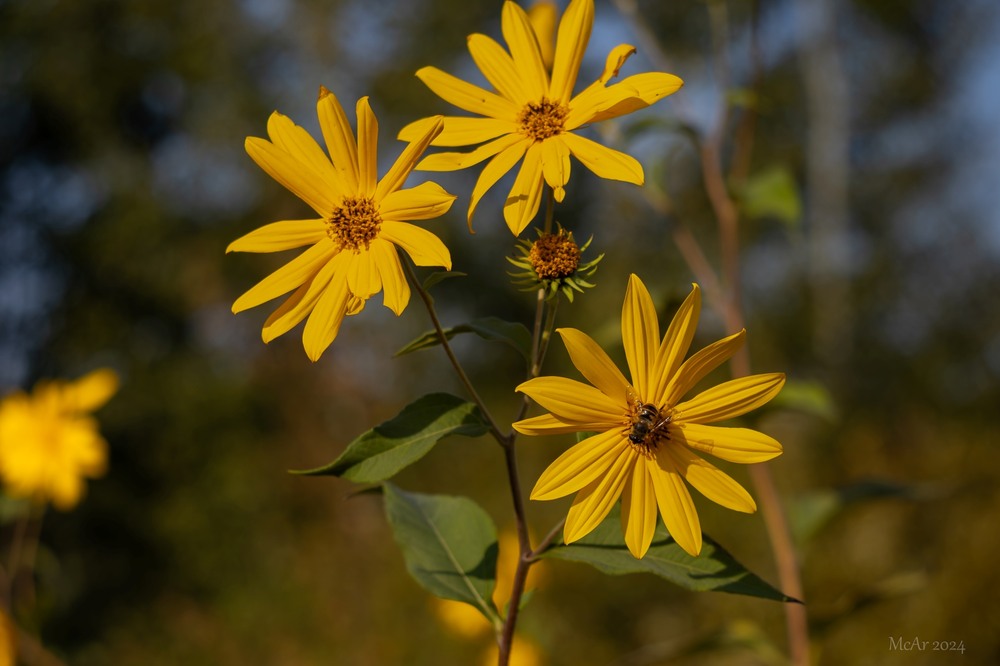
xmin=266 ymin=112 xmax=345 ymax=199
xmin=302 ymin=261 xmax=352 ymax=361
xmin=503 ymin=141 xmax=545 ymax=235
xmin=548 ymin=0 xmax=593 ymax=103
xmin=588 ymin=72 xmax=685 ymax=124
xmin=226 ymin=219 xmax=327 ymax=254
xmin=232 ymin=240 xmax=338 ymax=313
xmin=512 ymin=412 xmax=583 ymax=436
xmin=379 ymin=182 xmax=456 ymax=221
xmin=345 ymin=249 xmax=382 ymax=300
xmin=422 ymin=116 xmax=518 ymax=147
xmin=66 ymin=369 xmax=119 ymax=413
xmin=600 ymin=44 xmax=637 ymax=84
xmin=527 ymin=0 xmax=558 ymax=69
xmin=648 ymin=283 xmax=701 ymax=405
xmin=245 ymin=136 xmax=337 ymax=217
xmin=417 ymin=132 xmax=524 ymax=171
xmin=659 ymin=445 xmax=756 ymax=513
xmin=541 ymin=136 xmax=571 ymax=202
xmin=356 ymin=97 xmax=378 ymax=196
xmin=672 ymin=422 xmax=782 ymax=464
xmin=564 ymin=79 xmax=641 ymax=130
xmin=648 ymin=456 xmax=702 ymax=556
xmin=531 ymin=429 xmax=629 ymax=500
xmin=416 ymin=66 xmax=520 ymax=119
xmin=556 ymin=327 xmax=629 ymax=401
xmin=662 ymin=329 xmax=745 ymax=407
xmin=516 ymin=376 xmax=623 ymax=427
xmin=467 ymin=138 xmax=530 ymax=230
xmin=468 ymin=32 xmax=530 ymax=103
xmin=501 ymin=1 xmax=549 ymax=100
xmin=621 ymin=459 xmax=657 ymax=558
xmin=262 ymin=254 xmax=343 ymax=343
xmin=376 ymin=116 xmax=443 ymax=200
xmin=317 ymin=86 xmax=359 ymax=191
xmin=369 ymin=239 xmax=409 ymax=315
xmin=564 ymin=444 xmax=636 ymax=543
xmin=676 ymin=373 xmax=786 ymax=424
xmin=379 ymin=221 xmax=452 ymax=269
xmin=560 ymin=131 xmax=644 ymax=185
xmin=621 ymin=274 xmax=659 ymax=399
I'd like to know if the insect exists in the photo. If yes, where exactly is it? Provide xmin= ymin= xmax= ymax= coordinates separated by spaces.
xmin=625 ymin=387 xmax=671 ymax=447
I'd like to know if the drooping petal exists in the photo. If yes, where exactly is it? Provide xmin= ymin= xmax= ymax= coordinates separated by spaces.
xmin=501 ymin=1 xmax=549 ymax=100
xmin=563 ymin=444 xmax=636 ymax=543
xmin=245 ymin=137 xmax=337 ymax=217
xmin=659 ymin=445 xmax=756 ymax=513
xmin=648 ymin=283 xmax=701 ymax=405
xmin=648 ymin=455 xmax=702 ymax=556
xmin=345 ymin=249 xmax=382 ymax=300
xmin=531 ymin=429 xmax=629 ymax=500
xmin=369 ymin=238 xmax=409 ymax=315
xmin=266 ymin=112 xmax=345 ymax=199
xmin=317 ymin=86 xmax=359 ymax=191
xmin=356 ymin=97 xmax=378 ymax=196
xmin=468 ymin=33 xmax=530 ymax=103
xmin=416 ymin=66 xmax=520 ymax=119
xmin=379 ymin=220 xmax=452 ymax=269
xmin=662 ymin=329 xmax=745 ymax=407
xmin=516 ymin=376 xmax=624 ymax=427
xmin=512 ymin=412 xmax=583 ymax=436
xmin=675 ymin=373 xmax=786 ymax=425
xmin=541 ymin=136 xmax=571 ymax=202
xmin=672 ymin=422 xmax=782 ymax=464
xmin=379 ymin=182 xmax=457 ymax=221
xmin=376 ymin=116 xmax=443 ymax=200
xmin=621 ymin=459 xmax=657 ymax=558
xmin=588 ymin=72 xmax=685 ymax=124
xmin=561 ymin=131 xmax=644 ymax=185
xmin=302 ymin=259 xmax=352 ymax=362
xmin=548 ymin=0 xmax=594 ymax=104
xmin=65 ymin=369 xmax=119 ymax=413
xmin=556 ymin=327 xmax=629 ymax=401
xmin=621 ymin=274 xmax=660 ymax=399
xmin=599 ymin=44 xmax=637 ymax=84
xmin=261 ymin=253 xmax=342 ymax=342
xmin=466 ymin=138 xmax=530 ymax=230
xmin=503 ymin=141 xmax=545 ymax=235
xmin=232 ymin=240 xmax=338 ymax=313
xmin=226 ymin=219 xmax=327 ymax=254
xmin=417 ymin=132 xmax=525 ymax=171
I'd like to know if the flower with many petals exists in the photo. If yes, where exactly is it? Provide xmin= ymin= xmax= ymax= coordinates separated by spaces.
xmin=399 ymin=0 xmax=683 ymax=235
xmin=229 ymin=88 xmax=457 ymax=361
xmin=514 ymin=275 xmax=785 ymax=558
xmin=0 ymin=369 xmax=118 ymax=510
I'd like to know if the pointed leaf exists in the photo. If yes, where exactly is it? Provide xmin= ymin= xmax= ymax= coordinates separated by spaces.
xmin=422 ymin=270 xmax=467 ymax=291
xmin=292 ymin=393 xmax=487 ymax=482
xmin=383 ymin=484 xmax=501 ymax=625
xmin=396 ymin=317 xmax=532 ymax=361
xmin=542 ymin=507 xmax=797 ymax=602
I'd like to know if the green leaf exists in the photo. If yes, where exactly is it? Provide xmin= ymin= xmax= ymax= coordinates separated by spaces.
xmin=769 ymin=379 xmax=838 ymax=421
xmin=395 ymin=316 xmax=532 ymax=361
xmin=422 ymin=270 xmax=466 ymax=291
xmin=383 ymin=483 xmax=501 ymax=625
xmin=542 ymin=508 xmax=797 ymax=603
xmin=789 ymin=480 xmax=925 ymax=544
xmin=738 ymin=166 xmax=801 ymax=227
xmin=291 ymin=393 xmax=488 ymax=483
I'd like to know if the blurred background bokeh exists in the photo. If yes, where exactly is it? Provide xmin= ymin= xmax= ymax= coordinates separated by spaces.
xmin=2 ymin=0 xmax=999 ymax=663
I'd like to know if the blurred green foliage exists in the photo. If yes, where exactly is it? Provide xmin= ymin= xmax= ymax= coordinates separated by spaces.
xmin=2 ymin=0 xmax=999 ymax=664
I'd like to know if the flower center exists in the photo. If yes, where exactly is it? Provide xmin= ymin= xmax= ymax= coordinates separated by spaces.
xmin=624 ymin=392 xmax=671 ymax=458
xmin=327 ymin=196 xmax=382 ymax=252
xmin=529 ymin=231 xmax=581 ymax=280
xmin=517 ymin=98 xmax=568 ymax=141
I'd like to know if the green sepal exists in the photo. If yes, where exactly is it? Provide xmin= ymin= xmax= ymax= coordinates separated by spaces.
xmin=291 ymin=393 xmax=487 ymax=483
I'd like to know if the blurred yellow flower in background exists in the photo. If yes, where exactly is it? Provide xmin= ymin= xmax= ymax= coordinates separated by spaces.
xmin=515 ymin=276 xmax=785 ymax=558
xmin=0 ymin=369 xmax=117 ymax=511
xmin=229 ymin=88 xmax=456 ymax=361
xmin=400 ymin=0 xmax=683 ymax=235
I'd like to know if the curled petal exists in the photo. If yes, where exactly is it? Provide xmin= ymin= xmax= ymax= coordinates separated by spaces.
xmin=588 ymin=72 xmax=684 ymax=124
xmin=600 ymin=44 xmax=637 ymax=84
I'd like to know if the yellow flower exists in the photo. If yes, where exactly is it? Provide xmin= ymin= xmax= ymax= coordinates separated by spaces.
xmin=399 ymin=0 xmax=683 ymax=235
xmin=0 ymin=369 xmax=118 ymax=510
xmin=229 ymin=88 xmax=457 ymax=361
xmin=514 ymin=276 xmax=785 ymax=558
